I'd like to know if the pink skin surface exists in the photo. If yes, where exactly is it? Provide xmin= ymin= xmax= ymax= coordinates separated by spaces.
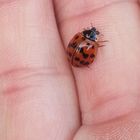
xmin=0 ymin=0 xmax=140 ymax=139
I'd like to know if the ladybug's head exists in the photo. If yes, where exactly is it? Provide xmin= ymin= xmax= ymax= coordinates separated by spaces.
xmin=83 ymin=27 xmax=100 ymax=41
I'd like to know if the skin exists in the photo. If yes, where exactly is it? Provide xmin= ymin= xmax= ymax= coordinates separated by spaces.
xmin=0 ymin=0 xmax=140 ymax=139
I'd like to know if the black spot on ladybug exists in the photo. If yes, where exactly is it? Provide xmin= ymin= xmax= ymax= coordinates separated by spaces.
xmin=90 ymin=54 xmax=95 ymax=58
xmin=82 ymin=37 xmax=86 ymax=40
xmin=80 ymin=48 xmax=84 ymax=53
xmin=75 ymin=57 xmax=80 ymax=61
xmin=87 ymin=42 xmax=90 ymax=45
xmin=80 ymin=48 xmax=89 ymax=59
xmin=84 ymin=62 xmax=90 ymax=65
xmin=75 ymin=35 xmax=79 ymax=40
xmin=71 ymin=42 xmax=77 ymax=48
xmin=83 ymin=53 xmax=89 ymax=59
xmin=80 ymin=60 xmax=85 ymax=64
xmin=68 ymin=52 xmax=72 ymax=57
xmin=92 ymin=45 xmax=95 ymax=49
xmin=73 ymin=43 xmax=77 ymax=47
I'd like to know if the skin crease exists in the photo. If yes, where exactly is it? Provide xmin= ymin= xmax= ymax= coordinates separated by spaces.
xmin=0 ymin=0 xmax=140 ymax=140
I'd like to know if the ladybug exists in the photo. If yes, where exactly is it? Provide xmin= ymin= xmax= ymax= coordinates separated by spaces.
xmin=66 ymin=26 xmax=106 ymax=67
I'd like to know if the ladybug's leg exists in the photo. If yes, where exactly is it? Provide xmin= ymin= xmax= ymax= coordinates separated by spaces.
xmin=98 ymin=45 xmax=105 ymax=48
xmin=86 ymin=65 xmax=92 ymax=69
xmin=97 ymin=40 xmax=108 ymax=47
xmin=98 ymin=40 xmax=108 ymax=43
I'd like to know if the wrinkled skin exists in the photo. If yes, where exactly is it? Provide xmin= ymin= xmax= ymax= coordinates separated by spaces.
xmin=0 ymin=0 xmax=140 ymax=140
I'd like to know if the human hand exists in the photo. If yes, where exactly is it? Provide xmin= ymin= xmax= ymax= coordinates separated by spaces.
xmin=0 ymin=0 xmax=140 ymax=140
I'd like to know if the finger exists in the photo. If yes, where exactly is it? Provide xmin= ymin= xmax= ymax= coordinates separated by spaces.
xmin=54 ymin=0 xmax=140 ymax=139
xmin=0 ymin=0 xmax=79 ymax=139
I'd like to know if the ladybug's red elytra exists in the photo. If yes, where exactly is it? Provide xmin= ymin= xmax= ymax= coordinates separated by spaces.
xmin=66 ymin=26 xmax=106 ymax=67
